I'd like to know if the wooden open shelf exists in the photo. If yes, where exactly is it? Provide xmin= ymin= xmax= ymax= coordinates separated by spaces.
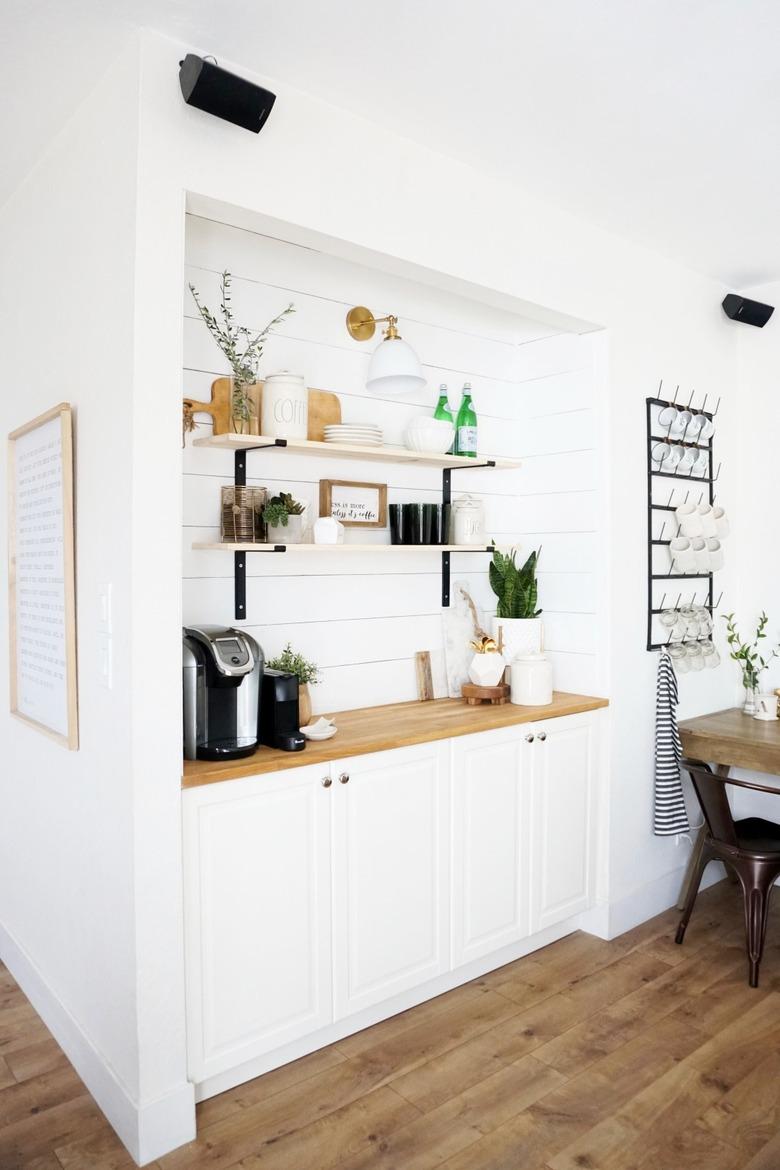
xmin=193 ymin=542 xmax=494 ymax=553
xmin=192 ymin=433 xmax=520 ymax=470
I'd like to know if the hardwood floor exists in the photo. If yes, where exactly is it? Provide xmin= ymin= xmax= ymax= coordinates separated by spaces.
xmin=2 ymin=878 xmax=780 ymax=1169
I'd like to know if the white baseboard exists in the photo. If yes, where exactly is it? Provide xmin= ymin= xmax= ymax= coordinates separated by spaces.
xmin=583 ymin=860 xmax=726 ymax=941
xmin=0 ymin=921 xmax=195 ymax=1166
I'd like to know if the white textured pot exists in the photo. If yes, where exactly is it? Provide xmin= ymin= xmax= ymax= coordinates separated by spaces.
xmin=267 ymin=514 xmax=303 ymax=545
xmin=491 ymin=616 xmax=543 ymax=661
xmin=468 ymin=652 xmax=506 ymax=688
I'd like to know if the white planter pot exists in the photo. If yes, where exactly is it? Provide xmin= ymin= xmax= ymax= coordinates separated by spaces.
xmin=491 ymin=616 xmax=543 ymax=662
xmin=267 ymin=514 xmax=303 ymax=545
xmin=468 ymin=652 xmax=506 ymax=688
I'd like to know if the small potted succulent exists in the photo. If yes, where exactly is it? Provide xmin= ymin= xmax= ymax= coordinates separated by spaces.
xmin=266 ymin=643 xmax=320 ymax=726
xmin=468 ymin=635 xmax=506 ymax=688
xmin=489 ymin=545 xmax=543 ymax=661
xmin=189 ymin=270 xmax=295 ymax=433
xmin=263 ymin=492 xmax=306 ymax=544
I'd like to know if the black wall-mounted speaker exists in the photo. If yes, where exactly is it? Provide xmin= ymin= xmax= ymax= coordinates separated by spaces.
xmin=721 ymin=293 xmax=774 ymax=328
xmin=179 ymin=54 xmax=276 ymax=134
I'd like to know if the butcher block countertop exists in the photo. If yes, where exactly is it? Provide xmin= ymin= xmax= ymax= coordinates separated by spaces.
xmin=182 ymin=691 xmax=608 ymax=789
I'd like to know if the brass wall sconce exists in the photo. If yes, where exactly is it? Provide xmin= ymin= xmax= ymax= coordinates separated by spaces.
xmin=345 ymin=305 xmax=425 ymax=397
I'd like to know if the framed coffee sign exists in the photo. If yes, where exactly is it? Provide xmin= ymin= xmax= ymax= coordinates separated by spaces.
xmin=8 ymin=403 xmax=79 ymax=748
xmin=319 ymin=479 xmax=387 ymax=528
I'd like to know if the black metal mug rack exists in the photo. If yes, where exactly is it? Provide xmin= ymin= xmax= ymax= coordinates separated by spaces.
xmin=646 ymin=385 xmax=723 ymax=651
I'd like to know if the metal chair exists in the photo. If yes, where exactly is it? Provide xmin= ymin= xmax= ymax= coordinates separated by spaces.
xmin=676 ymin=758 xmax=780 ymax=987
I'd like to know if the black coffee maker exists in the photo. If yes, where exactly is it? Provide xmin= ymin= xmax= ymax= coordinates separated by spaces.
xmin=182 ymin=626 xmax=263 ymax=761
xmin=259 ymin=669 xmax=305 ymax=752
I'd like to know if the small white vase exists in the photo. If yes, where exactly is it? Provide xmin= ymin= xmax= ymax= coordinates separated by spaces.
xmin=267 ymin=514 xmax=303 ymax=545
xmin=491 ymin=616 xmax=543 ymax=661
xmin=468 ymin=652 xmax=506 ymax=688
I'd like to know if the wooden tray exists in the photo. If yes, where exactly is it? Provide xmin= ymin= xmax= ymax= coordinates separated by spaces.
xmin=461 ymin=682 xmax=510 ymax=707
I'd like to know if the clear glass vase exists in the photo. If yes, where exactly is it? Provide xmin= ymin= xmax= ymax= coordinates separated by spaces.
xmin=743 ymin=685 xmax=758 ymax=716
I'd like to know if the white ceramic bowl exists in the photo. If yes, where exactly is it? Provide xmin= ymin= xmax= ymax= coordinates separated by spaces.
xmin=404 ymin=419 xmax=455 ymax=454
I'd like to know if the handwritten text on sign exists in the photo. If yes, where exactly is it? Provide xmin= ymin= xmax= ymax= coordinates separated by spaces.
xmin=13 ymin=416 xmax=68 ymax=735
xmin=329 ymin=484 xmax=382 ymax=524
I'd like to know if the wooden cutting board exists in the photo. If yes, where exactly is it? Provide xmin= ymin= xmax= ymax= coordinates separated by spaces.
xmin=183 ymin=378 xmax=341 ymax=439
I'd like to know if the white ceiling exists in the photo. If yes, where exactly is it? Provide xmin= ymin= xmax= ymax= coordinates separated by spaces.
xmin=5 ymin=0 xmax=780 ymax=287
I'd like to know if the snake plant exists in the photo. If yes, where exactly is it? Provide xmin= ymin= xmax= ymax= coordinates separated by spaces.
xmin=489 ymin=546 xmax=542 ymax=619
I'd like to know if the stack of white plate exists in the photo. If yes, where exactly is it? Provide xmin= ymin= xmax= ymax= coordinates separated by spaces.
xmin=323 ymin=424 xmax=383 ymax=447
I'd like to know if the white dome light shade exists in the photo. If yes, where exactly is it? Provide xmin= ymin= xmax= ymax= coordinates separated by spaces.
xmin=366 ymin=336 xmax=426 ymax=397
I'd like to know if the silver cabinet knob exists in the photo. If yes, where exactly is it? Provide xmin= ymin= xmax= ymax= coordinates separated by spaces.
xmin=338 ymin=772 xmax=350 ymax=784
xmin=538 ymin=732 xmax=547 ymax=742
xmin=525 ymin=733 xmax=535 ymax=743
xmin=321 ymin=775 xmax=332 ymax=788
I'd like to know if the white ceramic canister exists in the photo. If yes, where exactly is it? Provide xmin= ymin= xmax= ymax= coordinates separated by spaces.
xmin=510 ymin=652 xmax=553 ymax=706
xmin=451 ymin=495 xmax=486 ymax=546
xmin=261 ymin=371 xmax=308 ymax=439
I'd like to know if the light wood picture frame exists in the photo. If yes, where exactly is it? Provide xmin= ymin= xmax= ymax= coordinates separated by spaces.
xmin=319 ymin=479 xmax=388 ymax=528
xmin=8 ymin=403 xmax=79 ymax=749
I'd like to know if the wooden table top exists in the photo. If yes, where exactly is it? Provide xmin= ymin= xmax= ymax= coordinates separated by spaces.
xmin=679 ymin=707 xmax=780 ymax=775
xmin=182 ymin=690 xmax=608 ymax=789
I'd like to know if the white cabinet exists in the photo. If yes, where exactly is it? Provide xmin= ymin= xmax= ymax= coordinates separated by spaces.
xmin=183 ymin=763 xmax=333 ymax=1083
xmin=183 ymin=708 xmax=603 ymax=1094
xmin=331 ymin=742 xmax=450 ymax=1019
xmin=528 ymin=713 xmax=597 ymax=932
xmin=451 ymin=726 xmax=532 ymax=967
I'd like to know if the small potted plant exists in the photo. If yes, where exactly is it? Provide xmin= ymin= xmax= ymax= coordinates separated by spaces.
xmin=468 ymin=635 xmax=506 ymax=688
xmin=189 ymin=271 xmax=295 ymax=433
xmin=723 ymin=611 xmax=780 ymax=715
xmin=489 ymin=545 xmax=543 ymax=662
xmin=263 ymin=492 xmax=306 ymax=544
xmin=266 ymin=643 xmax=320 ymax=726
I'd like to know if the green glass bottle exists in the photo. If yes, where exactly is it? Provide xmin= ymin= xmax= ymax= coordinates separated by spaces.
xmin=455 ymin=382 xmax=478 ymax=457
xmin=433 ymin=383 xmax=454 ymax=453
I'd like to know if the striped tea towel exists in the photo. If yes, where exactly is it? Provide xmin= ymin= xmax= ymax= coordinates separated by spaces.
xmin=653 ymin=649 xmax=688 ymax=835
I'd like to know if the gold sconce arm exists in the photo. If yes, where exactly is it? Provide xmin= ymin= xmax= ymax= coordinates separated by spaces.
xmin=346 ymin=306 xmax=401 ymax=341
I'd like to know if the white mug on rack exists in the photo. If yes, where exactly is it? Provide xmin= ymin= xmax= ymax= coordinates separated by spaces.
xmin=692 ymin=537 xmax=710 ymax=572
xmin=696 ymin=503 xmax=717 ymax=537
xmin=670 ymin=537 xmax=696 ymax=573
xmin=706 ymin=538 xmax=724 ymax=570
xmin=675 ymin=503 xmax=702 ymax=538
xmin=713 ymin=506 xmax=729 ymax=537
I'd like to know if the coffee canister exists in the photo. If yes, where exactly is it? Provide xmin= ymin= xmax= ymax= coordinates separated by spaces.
xmin=261 ymin=371 xmax=308 ymax=439
xmin=451 ymin=495 xmax=486 ymax=545
xmin=510 ymin=652 xmax=553 ymax=706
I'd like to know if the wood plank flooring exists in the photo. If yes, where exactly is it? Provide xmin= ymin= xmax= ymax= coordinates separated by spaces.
xmin=2 ymin=879 xmax=780 ymax=1169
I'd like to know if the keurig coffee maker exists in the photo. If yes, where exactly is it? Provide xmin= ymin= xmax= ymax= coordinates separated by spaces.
xmin=259 ymin=669 xmax=305 ymax=752
xmin=183 ymin=626 xmax=263 ymax=760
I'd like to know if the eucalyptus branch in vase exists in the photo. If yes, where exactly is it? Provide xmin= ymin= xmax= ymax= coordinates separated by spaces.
xmin=723 ymin=611 xmax=780 ymax=714
xmin=189 ymin=270 xmax=295 ymax=431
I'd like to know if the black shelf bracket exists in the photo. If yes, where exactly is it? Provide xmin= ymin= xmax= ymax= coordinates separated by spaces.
xmin=440 ymin=460 xmax=496 ymax=608
xmin=228 ymin=448 xmax=500 ymax=619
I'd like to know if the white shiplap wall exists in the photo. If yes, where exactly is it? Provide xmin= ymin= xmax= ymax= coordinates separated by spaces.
xmin=182 ymin=214 xmax=604 ymax=713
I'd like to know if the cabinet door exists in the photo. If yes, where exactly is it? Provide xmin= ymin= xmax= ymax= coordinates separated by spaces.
xmin=451 ymin=727 xmax=531 ymax=968
xmin=183 ymin=765 xmax=333 ymax=1083
xmin=529 ymin=713 xmax=597 ymax=932
xmin=331 ymin=742 xmax=450 ymax=1019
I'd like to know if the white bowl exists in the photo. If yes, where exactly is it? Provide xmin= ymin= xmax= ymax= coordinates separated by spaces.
xmin=404 ymin=419 xmax=455 ymax=453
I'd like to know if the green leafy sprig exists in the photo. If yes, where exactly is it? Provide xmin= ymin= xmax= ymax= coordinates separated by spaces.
xmin=723 ymin=611 xmax=780 ymax=691
xmin=189 ymin=271 xmax=295 ymax=422
xmin=489 ymin=545 xmax=542 ymax=619
xmin=266 ymin=643 xmax=320 ymax=686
